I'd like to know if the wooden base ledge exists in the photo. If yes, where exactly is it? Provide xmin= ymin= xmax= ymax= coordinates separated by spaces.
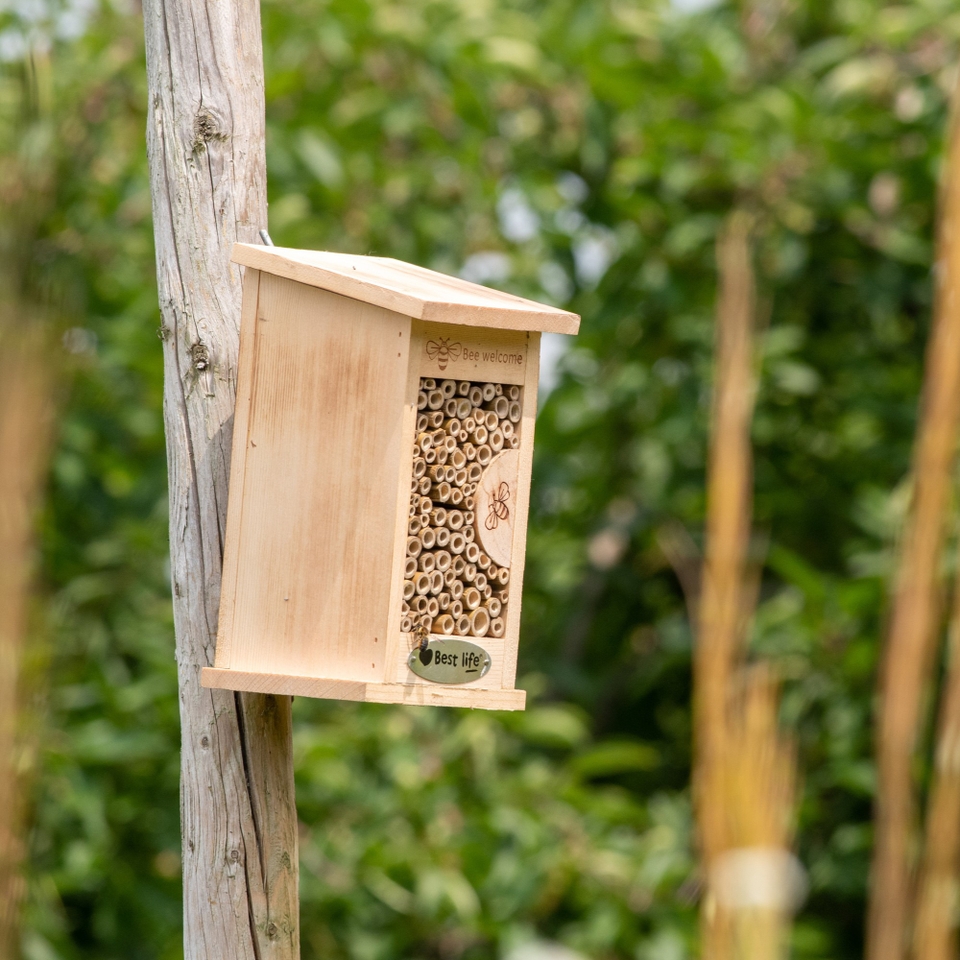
xmin=201 ymin=667 xmax=527 ymax=711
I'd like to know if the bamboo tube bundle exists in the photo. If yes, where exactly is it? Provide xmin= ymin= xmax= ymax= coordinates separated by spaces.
xmin=401 ymin=377 xmax=522 ymax=637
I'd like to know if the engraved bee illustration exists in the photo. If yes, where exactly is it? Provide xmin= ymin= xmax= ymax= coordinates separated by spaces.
xmin=485 ymin=481 xmax=511 ymax=530
xmin=425 ymin=337 xmax=462 ymax=371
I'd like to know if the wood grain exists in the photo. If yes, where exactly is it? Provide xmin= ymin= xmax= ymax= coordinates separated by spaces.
xmin=142 ymin=0 xmax=299 ymax=953
xmin=474 ymin=450 xmax=520 ymax=569
xmin=233 ymin=244 xmax=580 ymax=335
xmin=202 ymin=667 xmax=526 ymax=710
xmin=216 ymin=276 xmax=410 ymax=681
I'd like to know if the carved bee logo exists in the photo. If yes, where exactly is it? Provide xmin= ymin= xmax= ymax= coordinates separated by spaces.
xmin=485 ymin=481 xmax=511 ymax=530
xmin=425 ymin=338 xmax=462 ymax=371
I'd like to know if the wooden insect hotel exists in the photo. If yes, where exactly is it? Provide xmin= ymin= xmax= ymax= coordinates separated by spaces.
xmin=201 ymin=244 xmax=580 ymax=710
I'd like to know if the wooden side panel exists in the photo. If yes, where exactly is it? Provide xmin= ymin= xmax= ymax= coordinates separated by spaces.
xmin=221 ymin=275 xmax=410 ymax=681
xmin=215 ymin=268 xmax=261 ymax=667
xmin=501 ymin=332 xmax=539 ymax=688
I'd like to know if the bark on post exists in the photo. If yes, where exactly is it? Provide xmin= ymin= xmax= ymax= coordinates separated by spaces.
xmin=142 ymin=2 xmax=299 ymax=957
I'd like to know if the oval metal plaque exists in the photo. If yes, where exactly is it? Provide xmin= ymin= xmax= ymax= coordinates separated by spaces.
xmin=407 ymin=638 xmax=492 ymax=684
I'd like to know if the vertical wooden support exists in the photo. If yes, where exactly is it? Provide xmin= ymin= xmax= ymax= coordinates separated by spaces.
xmin=142 ymin=0 xmax=299 ymax=956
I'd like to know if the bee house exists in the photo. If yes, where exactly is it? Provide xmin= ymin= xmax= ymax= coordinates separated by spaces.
xmin=200 ymin=244 xmax=580 ymax=711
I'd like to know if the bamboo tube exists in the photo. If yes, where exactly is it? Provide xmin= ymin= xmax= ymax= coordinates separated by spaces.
xmin=426 ymin=597 xmax=440 ymax=618
xmin=486 ymin=396 xmax=509 ymax=418
xmin=475 ymin=572 xmax=488 ymax=591
xmin=453 ymin=468 xmax=466 ymax=487
xmin=449 ymin=532 xmax=466 ymax=555
xmin=476 ymin=444 xmax=492 ymax=466
xmin=418 ymin=553 xmax=435 ymax=573
xmin=465 ymin=543 xmax=480 ymax=564
xmin=489 ymin=617 xmax=505 ymax=639
xmin=421 ymin=527 xmax=436 ymax=549
xmin=451 ymin=448 xmax=466 ymax=469
xmin=443 ymin=569 xmax=456 ymax=587
xmin=408 ymin=502 xmax=417 ymax=518
xmin=509 ymin=435 xmax=520 ymax=449
xmin=423 ymin=378 xmax=437 ymax=389
xmin=501 ymin=420 xmax=514 ymax=439
xmin=431 ymin=507 xmax=448 ymax=527
xmin=418 ymin=432 xmax=434 ymax=451
xmin=418 ymin=477 xmax=431 ymax=495
xmin=417 ymin=413 xmax=429 ymax=431
xmin=411 ymin=595 xmax=428 ymax=613
xmin=443 ymin=418 xmax=462 ymax=436
xmin=490 ymin=429 xmax=504 ymax=452
xmin=452 ymin=555 xmax=466 ymax=576
xmin=463 ymin=443 xmax=477 ymax=461
xmin=429 ymin=570 xmax=444 ymax=594
xmin=424 ymin=448 xmax=437 ymax=464
xmin=495 ymin=383 xmax=503 ymax=396
xmin=464 ymin=526 xmax=475 ymax=542
xmin=435 ymin=447 xmax=449 ymax=466
xmin=418 ymin=390 xmax=428 ymax=410
xmin=455 ymin=615 xmax=471 ymax=636
xmin=413 ymin=572 xmax=432 ymax=596
xmin=463 ymin=563 xmax=476 ymax=582
xmin=463 ymin=416 xmax=476 ymax=433
xmin=441 ymin=465 xmax=453 ymax=482
xmin=450 ymin=580 xmax=464 ymax=601
xmin=440 ymin=379 xmax=456 ymax=398
xmin=463 ymin=587 xmax=482 ymax=611
xmin=435 ymin=614 xmax=455 ymax=635
xmin=454 ymin=397 xmax=470 ymax=418
xmin=469 ymin=385 xmax=483 ymax=406
xmin=444 ymin=399 xmax=458 ymax=417
xmin=401 ymin=615 xmax=413 ymax=633
xmin=470 ymin=425 xmax=488 ymax=445
xmin=467 ymin=463 xmax=482 ymax=482
xmin=508 ymin=401 xmax=521 ymax=422
xmin=427 ymin=389 xmax=444 ymax=410
xmin=438 ymin=592 xmax=451 ymax=611
xmin=448 ymin=489 xmax=462 ymax=506
xmin=482 ymin=383 xmax=496 ymax=401
xmin=477 ymin=553 xmax=491 ymax=570
xmin=413 ymin=457 xmax=427 ymax=479
xmin=403 ymin=579 xmax=415 ymax=601
xmin=450 ymin=600 xmax=463 ymax=619
xmin=508 ymin=385 xmax=520 ymax=400
xmin=469 ymin=607 xmax=490 ymax=637
xmin=437 ymin=528 xmax=452 ymax=549
xmin=457 ymin=380 xmax=470 ymax=396
xmin=483 ymin=597 xmax=502 ymax=618
xmin=428 ymin=410 xmax=444 ymax=428
xmin=428 ymin=465 xmax=444 ymax=482
xmin=418 ymin=496 xmax=433 ymax=514
xmin=413 ymin=443 xmax=422 ymax=457
xmin=404 ymin=557 xmax=417 ymax=578
xmin=434 ymin=550 xmax=451 ymax=572
xmin=406 ymin=536 xmax=422 ymax=557
xmin=496 ymin=567 xmax=510 ymax=586
xmin=447 ymin=510 xmax=464 ymax=531
xmin=483 ymin=410 xmax=498 ymax=430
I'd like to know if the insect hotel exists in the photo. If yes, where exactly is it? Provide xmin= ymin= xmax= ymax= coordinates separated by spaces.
xmin=200 ymin=244 xmax=580 ymax=710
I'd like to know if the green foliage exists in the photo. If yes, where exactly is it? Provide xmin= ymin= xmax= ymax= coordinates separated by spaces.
xmin=7 ymin=0 xmax=960 ymax=957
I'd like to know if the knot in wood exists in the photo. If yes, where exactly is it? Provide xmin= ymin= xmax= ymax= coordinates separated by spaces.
xmin=229 ymin=848 xmax=240 ymax=862
xmin=193 ymin=111 xmax=226 ymax=152
xmin=190 ymin=341 xmax=210 ymax=371
xmin=266 ymin=922 xmax=279 ymax=939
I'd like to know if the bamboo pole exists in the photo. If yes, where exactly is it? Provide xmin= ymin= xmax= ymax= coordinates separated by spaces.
xmin=867 ymin=73 xmax=960 ymax=960
xmin=141 ymin=1 xmax=299 ymax=955
xmin=696 ymin=212 xmax=799 ymax=960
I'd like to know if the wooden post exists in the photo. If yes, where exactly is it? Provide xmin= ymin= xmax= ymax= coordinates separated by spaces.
xmin=142 ymin=2 xmax=299 ymax=957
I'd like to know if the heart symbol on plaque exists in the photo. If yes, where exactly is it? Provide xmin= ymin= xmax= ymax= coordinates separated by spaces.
xmin=419 ymin=648 xmax=434 ymax=666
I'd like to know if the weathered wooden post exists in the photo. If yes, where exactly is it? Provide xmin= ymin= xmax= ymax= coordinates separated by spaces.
xmin=142 ymin=2 xmax=299 ymax=956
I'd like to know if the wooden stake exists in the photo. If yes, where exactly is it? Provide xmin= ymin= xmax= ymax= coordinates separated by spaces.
xmin=142 ymin=1 xmax=299 ymax=955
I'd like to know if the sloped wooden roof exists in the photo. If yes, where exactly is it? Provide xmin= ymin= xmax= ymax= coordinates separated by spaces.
xmin=232 ymin=243 xmax=581 ymax=335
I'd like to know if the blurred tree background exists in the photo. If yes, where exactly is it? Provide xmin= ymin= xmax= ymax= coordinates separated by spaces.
xmin=3 ymin=0 xmax=959 ymax=957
